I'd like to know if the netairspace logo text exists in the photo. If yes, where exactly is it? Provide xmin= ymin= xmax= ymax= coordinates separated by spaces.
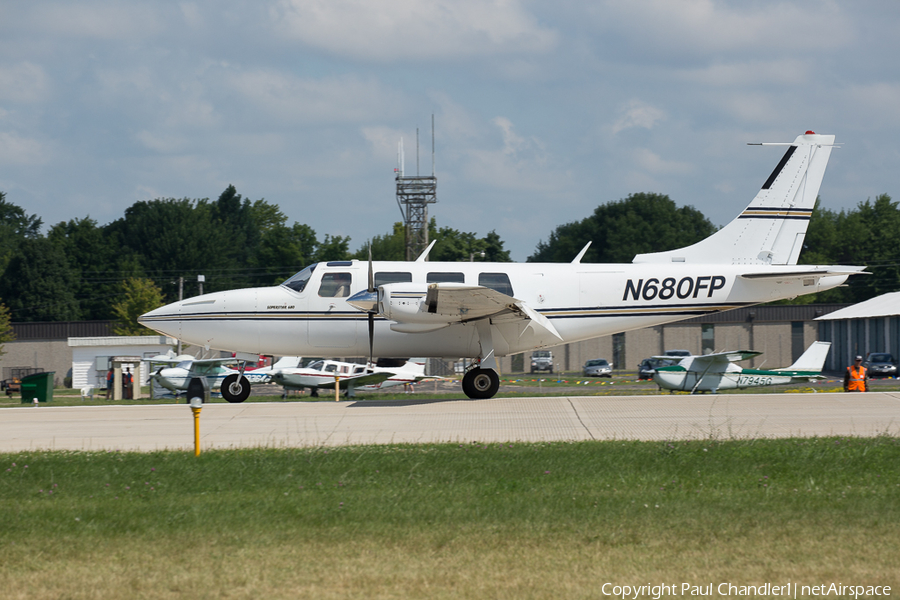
xmin=600 ymin=582 xmax=891 ymax=599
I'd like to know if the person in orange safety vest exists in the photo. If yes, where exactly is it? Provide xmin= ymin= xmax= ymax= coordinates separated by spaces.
xmin=843 ymin=355 xmax=868 ymax=392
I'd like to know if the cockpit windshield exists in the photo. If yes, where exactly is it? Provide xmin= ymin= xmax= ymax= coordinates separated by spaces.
xmin=282 ymin=264 xmax=317 ymax=293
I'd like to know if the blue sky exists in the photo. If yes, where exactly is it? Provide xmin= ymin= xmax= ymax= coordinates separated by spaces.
xmin=2 ymin=1 xmax=898 ymax=261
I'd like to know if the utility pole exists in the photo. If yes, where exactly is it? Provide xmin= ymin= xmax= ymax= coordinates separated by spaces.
xmin=198 ymin=274 xmax=205 ymax=296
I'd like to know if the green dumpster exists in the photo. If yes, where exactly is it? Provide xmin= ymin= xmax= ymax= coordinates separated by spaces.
xmin=20 ymin=372 xmax=55 ymax=404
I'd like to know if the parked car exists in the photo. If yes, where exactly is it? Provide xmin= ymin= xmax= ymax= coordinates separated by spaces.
xmin=530 ymin=350 xmax=554 ymax=373
xmin=583 ymin=358 xmax=612 ymax=377
xmin=665 ymin=349 xmax=691 ymax=358
xmin=637 ymin=357 xmax=677 ymax=380
xmin=865 ymin=353 xmax=897 ymax=378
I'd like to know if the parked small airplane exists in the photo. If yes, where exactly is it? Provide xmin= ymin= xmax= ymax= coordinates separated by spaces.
xmin=140 ymin=132 xmax=865 ymax=401
xmin=271 ymin=358 xmax=429 ymax=397
xmin=243 ymin=356 xmax=303 ymax=384
xmin=653 ymin=341 xmax=832 ymax=393
xmin=148 ymin=356 xmax=243 ymax=398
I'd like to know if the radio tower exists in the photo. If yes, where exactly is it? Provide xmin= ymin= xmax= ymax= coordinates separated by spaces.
xmin=396 ymin=116 xmax=437 ymax=261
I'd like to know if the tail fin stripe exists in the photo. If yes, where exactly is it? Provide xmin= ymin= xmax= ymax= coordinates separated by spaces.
xmin=742 ymin=207 xmax=813 ymax=213
xmin=738 ymin=214 xmax=811 ymax=220
xmin=761 ymin=146 xmax=796 ymax=189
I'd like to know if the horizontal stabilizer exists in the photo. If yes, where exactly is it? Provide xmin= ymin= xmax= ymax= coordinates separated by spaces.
xmin=740 ymin=267 xmax=868 ymax=280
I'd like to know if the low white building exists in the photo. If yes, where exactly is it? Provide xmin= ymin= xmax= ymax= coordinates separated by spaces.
xmin=69 ymin=335 xmax=177 ymax=390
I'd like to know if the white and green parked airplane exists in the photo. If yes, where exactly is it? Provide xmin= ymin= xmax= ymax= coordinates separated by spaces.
xmin=652 ymin=341 xmax=832 ymax=393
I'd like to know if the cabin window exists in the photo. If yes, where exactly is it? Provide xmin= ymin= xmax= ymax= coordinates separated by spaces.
xmin=324 ymin=364 xmax=337 ymax=373
xmin=318 ymin=272 xmax=352 ymax=298
xmin=478 ymin=272 xmax=514 ymax=296
xmin=375 ymin=272 xmax=412 ymax=287
xmin=282 ymin=264 xmax=317 ymax=293
xmin=427 ymin=272 xmax=465 ymax=284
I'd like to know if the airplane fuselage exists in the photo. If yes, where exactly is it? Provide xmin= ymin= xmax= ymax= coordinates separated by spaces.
xmin=654 ymin=368 xmax=810 ymax=392
xmin=140 ymin=260 xmax=849 ymax=360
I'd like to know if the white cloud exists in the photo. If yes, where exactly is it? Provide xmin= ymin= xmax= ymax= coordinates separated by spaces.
xmin=361 ymin=126 xmax=406 ymax=164
xmin=0 ymin=62 xmax=50 ymax=103
xmin=612 ymin=101 xmax=665 ymax=134
xmin=225 ymin=69 xmax=409 ymax=124
xmin=462 ymin=117 xmax=553 ymax=191
xmin=0 ymin=131 xmax=48 ymax=166
xmin=631 ymin=147 xmax=693 ymax=176
xmin=591 ymin=0 xmax=847 ymax=56
xmin=28 ymin=2 xmax=162 ymax=40
xmin=271 ymin=0 xmax=557 ymax=61
xmin=841 ymin=82 xmax=900 ymax=128
xmin=679 ymin=59 xmax=811 ymax=87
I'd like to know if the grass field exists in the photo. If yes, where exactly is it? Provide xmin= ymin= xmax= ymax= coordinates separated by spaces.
xmin=2 ymin=437 xmax=898 ymax=599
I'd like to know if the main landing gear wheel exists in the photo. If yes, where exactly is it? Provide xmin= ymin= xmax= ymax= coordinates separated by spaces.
xmin=462 ymin=368 xmax=500 ymax=399
xmin=221 ymin=374 xmax=251 ymax=403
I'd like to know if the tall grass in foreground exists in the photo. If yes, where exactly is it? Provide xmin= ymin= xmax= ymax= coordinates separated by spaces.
xmin=1 ymin=438 xmax=898 ymax=599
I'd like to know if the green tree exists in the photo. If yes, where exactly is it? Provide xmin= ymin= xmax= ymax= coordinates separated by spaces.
xmin=528 ymin=192 xmax=716 ymax=263
xmin=0 ymin=300 xmax=14 ymax=357
xmin=250 ymin=222 xmax=321 ymax=286
xmin=797 ymin=194 xmax=900 ymax=303
xmin=315 ymin=234 xmax=351 ymax=262
xmin=0 ymin=192 xmax=42 ymax=277
xmin=353 ymin=220 xmax=512 ymax=262
xmin=0 ymin=238 xmax=81 ymax=322
xmin=112 ymin=278 xmax=166 ymax=336
xmin=105 ymin=197 xmax=231 ymax=299
xmin=482 ymin=230 xmax=512 ymax=262
xmin=47 ymin=217 xmax=123 ymax=320
xmin=356 ymin=222 xmax=407 ymax=261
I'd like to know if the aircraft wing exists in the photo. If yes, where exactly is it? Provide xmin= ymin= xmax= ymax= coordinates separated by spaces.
xmin=189 ymin=358 xmax=243 ymax=366
xmin=424 ymin=284 xmax=562 ymax=340
xmin=655 ymin=350 xmax=761 ymax=366
xmin=318 ymin=371 xmax=394 ymax=390
xmin=147 ymin=356 xmax=183 ymax=365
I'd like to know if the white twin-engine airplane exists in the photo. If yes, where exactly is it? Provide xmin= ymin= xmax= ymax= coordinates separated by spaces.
xmin=140 ymin=131 xmax=865 ymax=401
xmin=652 ymin=341 xmax=832 ymax=394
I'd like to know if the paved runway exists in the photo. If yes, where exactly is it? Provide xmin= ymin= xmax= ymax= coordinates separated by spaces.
xmin=2 ymin=392 xmax=899 ymax=452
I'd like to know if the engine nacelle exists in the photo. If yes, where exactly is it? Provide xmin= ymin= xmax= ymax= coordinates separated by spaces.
xmin=378 ymin=283 xmax=452 ymax=325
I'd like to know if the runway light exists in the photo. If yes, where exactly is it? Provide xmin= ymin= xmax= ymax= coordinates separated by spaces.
xmin=189 ymin=396 xmax=203 ymax=456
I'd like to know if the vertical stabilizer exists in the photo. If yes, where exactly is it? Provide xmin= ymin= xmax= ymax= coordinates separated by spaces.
xmin=633 ymin=132 xmax=836 ymax=266
xmin=774 ymin=341 xmax=831 ymax=372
